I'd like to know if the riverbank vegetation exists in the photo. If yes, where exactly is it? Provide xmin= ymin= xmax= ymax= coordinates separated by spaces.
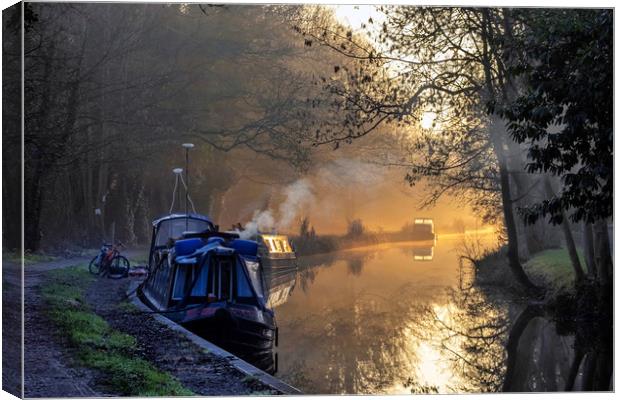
xmin=524 ymin=250 xmax=587 ymax=298
xmin=41 ymin=267 xmax=193 ymax=396
xmin=3 ymin=250 xmax=59 ymax=265
xmin=473 ymin=245 xmax=583 ymax=299
xmin=477 ymin=245 xmax=612 ymax=389
xmin=293 ymin=217 xmax=435 ymax=256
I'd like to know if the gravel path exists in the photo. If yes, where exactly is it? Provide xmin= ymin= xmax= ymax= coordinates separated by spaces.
xmin=85 ymin=276 xmax=278 ymax=395
xmin=22 ymin=261 xmax=103 ymax=398
xmin=18 ymin=252 xmax=279 ymax=397
xmin=3 ymin=261 xmax=23 ymax=397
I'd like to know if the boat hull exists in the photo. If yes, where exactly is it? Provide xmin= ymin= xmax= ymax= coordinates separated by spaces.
xmin=181 ymin=305 xmax=277 ymax=374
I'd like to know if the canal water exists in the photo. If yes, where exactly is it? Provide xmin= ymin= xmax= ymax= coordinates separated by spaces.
xmin=263 ymin=235 xmax=581 ymax=394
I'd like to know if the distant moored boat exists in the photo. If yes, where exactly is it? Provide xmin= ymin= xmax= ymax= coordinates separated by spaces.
xmin=412 ymin=218 xmax=436 ymax=241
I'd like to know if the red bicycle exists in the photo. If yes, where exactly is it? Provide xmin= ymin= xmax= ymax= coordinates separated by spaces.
xmin=88 ymin=241 xmax=130 ymax=278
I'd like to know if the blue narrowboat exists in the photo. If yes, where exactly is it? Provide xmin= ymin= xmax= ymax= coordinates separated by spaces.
xmin=139 ymin=213 xmax=277 ymax=373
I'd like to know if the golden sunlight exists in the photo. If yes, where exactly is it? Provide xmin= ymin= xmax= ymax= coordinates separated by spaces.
xmin=420 ymin=111 xmax=437 ymax=130
xmin=330 ymin=5 xmax=383 ymax=32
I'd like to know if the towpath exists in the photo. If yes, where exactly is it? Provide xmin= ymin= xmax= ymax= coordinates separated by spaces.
xmin=6 ymin=250 xmax=283 ymax=397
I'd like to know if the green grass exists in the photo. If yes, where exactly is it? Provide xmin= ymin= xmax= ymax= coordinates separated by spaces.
xmin=129 ymin=257 xmax=148 ymax=266
xmin=115 ymin=300 xmax=139 ymax=314
xmin=41 ymin=266 xmax=193 ymax=396
xmin=524 ymin=248 xmax=586 ymax=296
xmin=4 ymin=250 xmax=59 ymax=265
xmin=241 ymin=374 xmax=261 ymax=385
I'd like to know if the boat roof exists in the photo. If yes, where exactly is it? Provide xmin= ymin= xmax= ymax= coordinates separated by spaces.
xmin=152 ymin=213 xmax=214 ymax=227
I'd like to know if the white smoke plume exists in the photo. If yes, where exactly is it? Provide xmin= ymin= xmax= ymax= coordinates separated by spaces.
xmin=237 ymin=209 xmax=275 ymax=239
xmin=235 ymin=158 xmax=386 ymax=238
xmin=277 ymin=179 xmax=314 ymax=230
xmin=236 ymin=179 xmax=314 ymax=238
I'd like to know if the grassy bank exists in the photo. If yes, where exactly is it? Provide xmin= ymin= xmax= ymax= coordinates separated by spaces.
xmin=3 ymin=250 xmax=59 ymax=265
xmin=41 ymin=266 xmax=193 ymax=396
xmin=475 ymin=247 xmax=583 ymax=298
xmin=523 ymin=249 xmax=585 ymax=297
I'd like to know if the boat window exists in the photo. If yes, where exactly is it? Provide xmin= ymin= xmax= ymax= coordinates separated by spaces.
xmin=190 ymin=263 xmax=208 ymax=297
xmin=236 ymin=261 xmax=254 ymax=298
xmin=210 ymin=262 xmax=219 ymax=297
xmin=172 ymin=265 xmax=194 ymax=300
xmin=147 ymin=253 xmax=173 ymax=305
xmin=220 ymin=261 xmax=232 ymax=301
xmin=244 ymin=259 xmax=264 ymax=302
xmin=155 ymin=218 xmax=213 ymax=247
xmin=279 ymin=240 xmax=287 ymax=252
xmin=207 ymin=259 xmax=233 ymax=301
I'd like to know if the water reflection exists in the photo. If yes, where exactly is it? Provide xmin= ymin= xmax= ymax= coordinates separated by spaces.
xmin=412 ymin=244 xmax=434 ymax=261
xmin=272 ymin=239 xmax=503 ymax=394
xmin=262 ymin=238 xmax=608 ymax=393
xmin=502 ymin=302 xmax=612 ymax=391
xmin=264 ymin=264 xmax=298 ymax=309
xmin=502 ymin=306 xmax=571 ymax=391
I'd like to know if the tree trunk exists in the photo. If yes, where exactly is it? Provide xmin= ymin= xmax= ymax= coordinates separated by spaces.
xmin=481 ymin=11 xmax=537 ymax=291
xmin=593 ymin=219 xmax=612 ymax=287
xmin=543 ymin=178 xmax=585 ymax=282
xmin=583 ymin=222 xmax=596 ymax=277
xmin=24 ymin=164 xmax=43 ymax=251
xmin=494 ymin=138 xmax=538 ymax=290
xmin=561 ymin=218 xmax=585 ymax=282
xmin=502 ymin=10 xmax=560 ymax=256
xmin=23 ymin=38 xmax=56 ymax=251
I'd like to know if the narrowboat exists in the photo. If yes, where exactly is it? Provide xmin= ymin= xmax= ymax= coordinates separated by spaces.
xmin=411 ymin=218 xmax=436 ymax=241
xmin=139 ymin=213 xmax=277 ymax=373
xmin=227 ymin=231 xmax=297 ymax=266
xmin=257 ymin=234 xmax=296 ymax=266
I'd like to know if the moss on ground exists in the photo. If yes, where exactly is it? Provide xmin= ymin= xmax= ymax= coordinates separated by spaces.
xmin=4 ymin=250 xmax=59 ymax=265
xmin=523 ymin=248 xmax=585 ymax=297
xmin=41 ymin=266 xmax=193 ymax=396
xmin=115 ymin=300 xmax=139 ymax=313
xmin=475 ymin=247 xmax=585 ymax=299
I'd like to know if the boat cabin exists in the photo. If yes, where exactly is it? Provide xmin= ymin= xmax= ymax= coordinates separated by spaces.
xmin=257 ymin=234 xmax=296 ymax=261
xmin=149 ymin=213 xmax=215 ymax=254
xmin=413 ymin=218 xmax=434 ymax=234
xmin=144 ymin=213 xmax=266 ymax=312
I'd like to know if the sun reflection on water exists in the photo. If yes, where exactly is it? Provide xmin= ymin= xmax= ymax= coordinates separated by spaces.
xmin=273 ymin=238 xmax=510 ymax=394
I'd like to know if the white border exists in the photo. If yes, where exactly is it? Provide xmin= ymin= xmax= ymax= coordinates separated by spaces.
xmin=0 ymin=2 xmax=616 ymax=400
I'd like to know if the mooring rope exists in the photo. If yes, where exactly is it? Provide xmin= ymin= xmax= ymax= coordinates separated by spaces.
xmin=169 ymin=173 xmax=180 ymax=214
xmin=178 ymin=173 xmax=197 ymax=214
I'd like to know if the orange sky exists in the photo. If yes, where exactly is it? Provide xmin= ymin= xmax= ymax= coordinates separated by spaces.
xmin=215 ymin=161 xmax=487 ymax=236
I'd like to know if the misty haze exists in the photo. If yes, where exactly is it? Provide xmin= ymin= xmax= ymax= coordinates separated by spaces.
xmin=2 ymin=2 xmax=613 ymax=397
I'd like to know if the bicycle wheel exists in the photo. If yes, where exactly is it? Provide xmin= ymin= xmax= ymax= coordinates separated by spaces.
xmin=109 ymin=255 xmax=130 ymax=279
xmin=88 ymin=255 xmax=101 ymax=275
